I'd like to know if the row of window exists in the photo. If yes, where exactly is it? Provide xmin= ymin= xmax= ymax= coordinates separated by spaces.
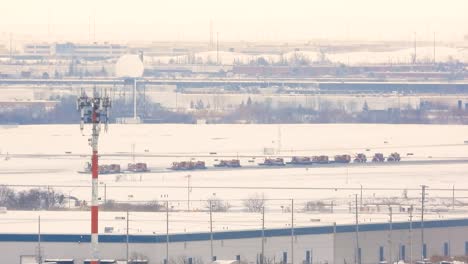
xmin=162 ymin=251 xmax=315 ymax=264
xmin=376 ymin=242 xmax=468 ymax=262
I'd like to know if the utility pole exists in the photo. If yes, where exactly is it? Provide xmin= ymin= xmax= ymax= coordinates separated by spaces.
xmin=77 ymin=87 xmax=111 ymax=264
xmin=389 ymin=206 xmax=393 ymax=264
xmin=277 ymin=125 xmax=282 ymax=154
xmin=209 ymin=20 xmax=214 ymax=49
xmin=409 ymin=205 xmax=413 ymax=264
xmin=413 ymin=32 xmax=417 ymax=64
xmin=37 ymin=215 xmax=42 ymax=264
xmin=186 ymin=175 xmax=192 ymax=211
xmin=360 ymin=184 xmax=363 ymax=209
xmin=421 ymin=185 xmax=427 ymax=260
xmin=9 ymin=32 xmax=12 ymax=59
xmin=210 ymin=199 xmax=214 ymax=261
xmin=126 ymin=210 xmax=130 ymax=263
xmin=433 ymin=32 xmax=436 ymax=64
xmin=452 ymin=185 xmax=455 ymax=210
xmin=291 ymin=199 xmax=294 ymax=264
xmin=261 ymin=206 xmax=265 ymax=264
xmin=131 ymin=143 xmax=136 ymax=163
xmin=355 ymin=194 xmax=360 ymax=264
xmin=216 ymin=32 xmax=219 ymax=65
xmin=166 ymin=201 xmax=169 ymax=264
xmin=133 ymin=79 xmax=137 ymax=121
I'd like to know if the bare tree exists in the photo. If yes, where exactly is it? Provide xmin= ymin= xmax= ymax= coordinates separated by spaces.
xmin=243 ymin=193 xmax=266 ymax=212
xmin=206 ymin=197 xmax=231 ymax=212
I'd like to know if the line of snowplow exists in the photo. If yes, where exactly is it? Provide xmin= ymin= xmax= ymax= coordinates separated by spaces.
xmin=169 ymin=152 xmax=401 ymax=170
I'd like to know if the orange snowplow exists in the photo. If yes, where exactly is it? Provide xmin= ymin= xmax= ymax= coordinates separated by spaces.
xmin=214 ymin=159 xmax=241 ymax=168
xmin=259 ymin=158 xmax=285 ymax=166
xmin=334 ymin=155 xmax=351 ymax=163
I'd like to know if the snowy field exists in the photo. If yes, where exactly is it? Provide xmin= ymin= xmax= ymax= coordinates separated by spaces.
xmin=0 ymin=123 xmax=468 ymax=200
xmin=1 ymin=123 xmax=468 ymax=233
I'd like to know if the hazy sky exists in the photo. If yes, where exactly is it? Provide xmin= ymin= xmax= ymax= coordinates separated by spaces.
xmin=1 ymin=0 xmax=467 ymax=43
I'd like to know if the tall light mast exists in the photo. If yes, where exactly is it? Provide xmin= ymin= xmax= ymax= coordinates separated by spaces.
xmin=77 ymin=87 xmax=111 ymax=264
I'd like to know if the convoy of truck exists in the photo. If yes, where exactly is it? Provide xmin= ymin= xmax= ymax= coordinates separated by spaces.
xmin=79 ymin=152 xmax=402 ymax=173
xmin=127 ymin=163 xmax=150 ymax=172
xmin=170 ymin=161 xmax=206 ymax=170
xmin=79 ymin=162 xmax=150 ymax=174
xmin=214 ymin=159 xmax=241 ymax=168
xmin=259 ymin=158 xmax=285 ymax=166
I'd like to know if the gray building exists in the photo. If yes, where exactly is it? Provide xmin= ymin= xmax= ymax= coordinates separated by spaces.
xmin=2 ymin=218 xmax=468 ymax=264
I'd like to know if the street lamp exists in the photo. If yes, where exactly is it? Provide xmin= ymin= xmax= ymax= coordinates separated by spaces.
xmin=115 ymin=211 xmax=130 ymax=263
xmin=185 ymin=175 xmax=192 ymax=211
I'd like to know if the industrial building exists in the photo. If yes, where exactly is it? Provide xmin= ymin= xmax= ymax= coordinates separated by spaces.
xmin=2 ymin=217 xmax=468 ymax=264
xmin=22 ymin=42 xmax=128 ymax=59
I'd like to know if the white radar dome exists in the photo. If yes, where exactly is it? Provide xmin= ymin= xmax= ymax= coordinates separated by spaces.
xmin=115 ymin=54 xmax=144 ymax=78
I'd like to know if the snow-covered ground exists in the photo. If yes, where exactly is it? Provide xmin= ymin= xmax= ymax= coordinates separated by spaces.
xmin=1 ymin=123 xmax=468 ymax=234
xmin=0 ymin=210 xmax=464 ymax=235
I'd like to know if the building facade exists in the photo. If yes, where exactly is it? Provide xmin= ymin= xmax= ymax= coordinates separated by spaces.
xmin=2 ymin=218 xmax=468 ymax=264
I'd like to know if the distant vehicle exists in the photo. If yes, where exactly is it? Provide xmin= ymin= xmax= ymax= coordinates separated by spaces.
xmin=334 ymin=154 xmax=351 ymax=163
xmin=79 ymin=162 xmax=121 ymax=174
xmin=372 ymin=153 xmax=385 ymax=162
xmin=387 ymin=152 xmax=401 ymax=162
xmin=288 ymin=156 xmax=313 ymax=165
xmin=354 ymin=153 xmax=367 ymax=163
xmin=214 ymin=159 xmax=241 ymax=168
xmin=170 ymin=161 xmax=206 ymax=170
xmin=259 ymin=158 xmax=285 ymax=166
xmin=127 ymin=163 xmax=150 ymax=173
xmin=312 ymin=155 xmax=329 ymax=164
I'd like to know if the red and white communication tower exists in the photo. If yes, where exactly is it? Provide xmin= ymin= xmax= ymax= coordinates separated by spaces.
xmin=77 ymin=88 xmax=111 ymax=264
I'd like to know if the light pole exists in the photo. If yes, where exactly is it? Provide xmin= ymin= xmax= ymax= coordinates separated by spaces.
xmin=115 ymin=213 xmax=130 ymax=262
xmin=126 ymin=210 xmax=129 ymax=263
xmin=37 ymin=215 xmax=42 ymax=264
xmin=166 ymin=201 xmax=169 ymax=264
xmin=421 ymin=185 xmax=428 ymax=260
xmin=388 ymin=206 xmax=393 ymax=264
xmin=186 ymin=175 xmax=192 ymax=211
xmin=261 ymin=206 xmax=265 ymax=264
xmin=359 ymin=184 xmax=363 ymax=209
xmin=409 ymin=205 xmax=413 ymax=264
xmin=210 ymin=199 xmax=214 ymax=261
xmin=291 ymin=199 xmax=294 ymax=264
xmin=355 ymin=194 xmax=360 ymax=264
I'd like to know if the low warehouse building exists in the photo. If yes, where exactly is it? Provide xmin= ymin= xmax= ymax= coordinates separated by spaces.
xmin=1 ymin=218 xmax=468 ymax=264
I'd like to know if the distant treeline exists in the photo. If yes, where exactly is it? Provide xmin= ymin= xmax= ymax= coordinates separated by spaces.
xmin=1 ymin=95 xmax=468 ymax=125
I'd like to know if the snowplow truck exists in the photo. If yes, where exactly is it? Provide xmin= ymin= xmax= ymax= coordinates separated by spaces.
xmin=259 ymin=158 xmax=285 ymax=166
xmin=312 ymin=155 xmax=329 ymax=164
xmin=334 ymin=154 xmax=351 ymax=163
xmin=289 ymin=156 xmax=312 ymax=165
xmin=372 ymin=153 xmax=385 ymax=162
xmin=127 ymin=163 xmax=149 ymax=172
xmin=387 ymin=152 xmax=401 ymax=162
xmin=214 ymin=159 xmax=241 ymax=167
xmin=354 ymin=153 xmax=367 ymax=163
xmin=171 ymin=161 xmax=206 ymax=170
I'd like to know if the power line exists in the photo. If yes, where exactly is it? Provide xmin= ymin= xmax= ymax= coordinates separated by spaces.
xmin=2 ymin=184 xmax=468 ymax=192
